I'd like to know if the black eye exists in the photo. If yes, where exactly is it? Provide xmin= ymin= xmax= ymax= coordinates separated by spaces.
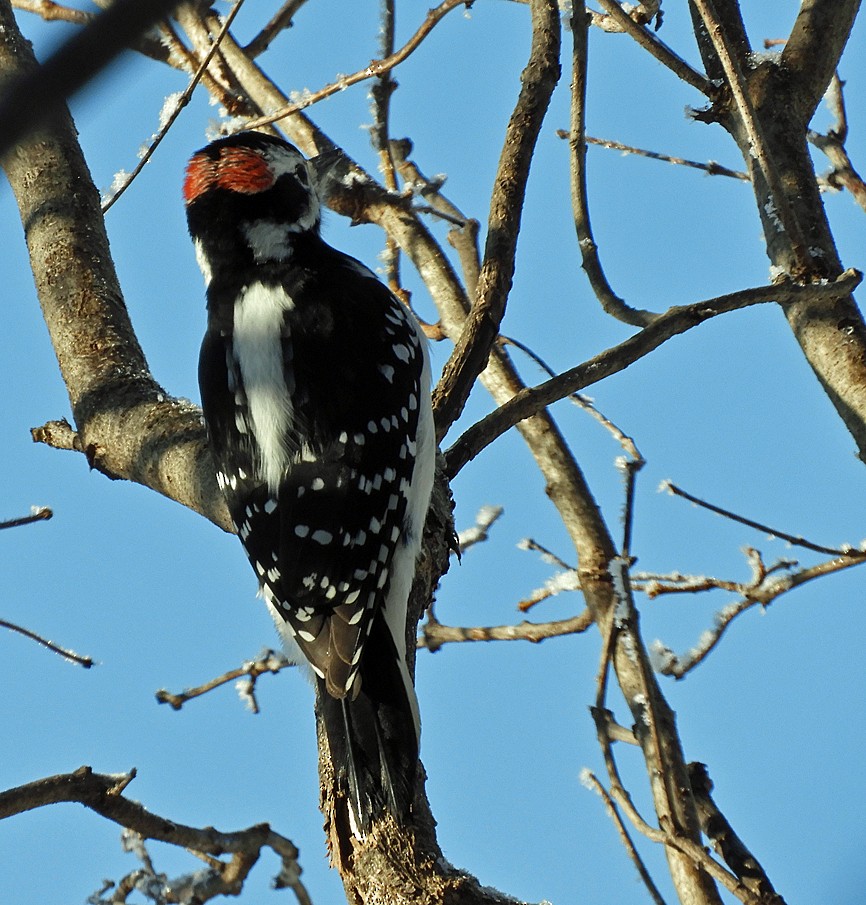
xmin=294 ymin=165 xmax=309 ymax=186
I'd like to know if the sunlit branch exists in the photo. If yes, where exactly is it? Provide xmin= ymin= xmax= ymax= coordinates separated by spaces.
xmin=456 ymin=504 xmax=504 ymax=553
xmin=0 ymin=767 xmax=311 ymax=904
xmin=568 ymin=8 xmax=656 ymax=327
xmin=0 ymin=617 xmax=94 ymax=667
xmin=418 ymin=610 xmax=593 ymax=652
xmin=444 ymin=269 xmax=863 ymax=477
xmin=0 ymin=505 xmax=52 ymax=530
xmin=155 ymin=649 xmax=292 ymax=713
xmin=648 ymin=549 xmax=866 ymax=678
xmin=240 ymin=0 xmax=468 ymax=132
xmin=556 ymin=130 xmax=751 ymax=180
xmin=593 ymin=0 xmax=711 ymax=96
xmin=101 ymin=0 xmax=246 ymax=213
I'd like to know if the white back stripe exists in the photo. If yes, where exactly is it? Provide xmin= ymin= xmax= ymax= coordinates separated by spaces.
xmin=233 ymin=282 xmax=295 ymax=491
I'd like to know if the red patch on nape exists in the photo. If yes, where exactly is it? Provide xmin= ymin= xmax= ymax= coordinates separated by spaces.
xmin=183 ymin=154 xmax=217 ymax=204
xmin=183 ymin=146 xmax=276 ymax=205
xmin=215 ymin=145 xmax=275 ymax=195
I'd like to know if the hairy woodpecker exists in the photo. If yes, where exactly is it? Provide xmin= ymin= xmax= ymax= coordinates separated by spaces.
xmin=183 ymin=131 xmax=435 ymax=832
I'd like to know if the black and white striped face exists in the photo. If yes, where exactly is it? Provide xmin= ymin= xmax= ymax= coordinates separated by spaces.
xmin=183 ymin=132 xmax=321 ymax=279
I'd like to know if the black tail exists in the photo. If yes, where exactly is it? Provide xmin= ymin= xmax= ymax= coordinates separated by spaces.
xmin=316 ymin=612 xmax=419 ymax=835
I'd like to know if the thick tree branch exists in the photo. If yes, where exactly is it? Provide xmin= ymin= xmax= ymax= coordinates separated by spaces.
xmin=782 ymin=0 xmax=861 ymax=121
xmin=686 ymin=2 xmax=866 ymax=464
xmin=0 ymin=3 xmax=230 ymax=530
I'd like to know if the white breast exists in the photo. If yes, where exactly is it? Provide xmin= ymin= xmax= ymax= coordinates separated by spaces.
xmin=232 ymin=281 xmax=295 ymax=491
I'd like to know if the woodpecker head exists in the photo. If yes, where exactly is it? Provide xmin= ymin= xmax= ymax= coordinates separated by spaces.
xmin=184 ymin=131 xmax=321 ymax=282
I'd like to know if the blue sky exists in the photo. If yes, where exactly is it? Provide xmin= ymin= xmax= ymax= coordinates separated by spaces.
xmin=2 ymin=3 xmax=865 ymax=903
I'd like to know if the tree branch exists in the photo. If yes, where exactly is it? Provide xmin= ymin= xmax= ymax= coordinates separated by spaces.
xmin=0 ymin=766 xmax=311 ymax=903
xmin=568 ymin=6 xmax=656 ymax=327
xmin=0 ymin=3 xmax=230 ymax=531
xmin=432 ymin=0 xmax=561 ymax=437
xmin=445 ymin=270 xmax=862 ymax=477
xmin=240 ymin=0 xmax=469 ymax=133
xmin=782 ymin=0 xmax=862 ymax=122
xmin=0 ymin=0 xmax=181 ymax=156
xmin=688 ymin=763 xmax=788 ymax=905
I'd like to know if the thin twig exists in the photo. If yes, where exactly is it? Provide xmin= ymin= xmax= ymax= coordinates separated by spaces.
xmin=240 ymin=0 xmax=468 ymax=132
xmin=155 ymin=649 xmax=291 ymax=712
xmin=0 ymin=618 xmax=94 ymax=667
xmin=557 ymin=131 xmax=751 ymax=180
xmin=651 ymin=550 xmax=866 ymax=678
xmin=660 ymin=481 xmax=863 ymax=556
xmin=581 ymin=771 xmax=669 ymax=905
xmin=101 ymin=0 xmax=246 ymax=213
xmin=0 ymin=506 xmax=52 ymax=530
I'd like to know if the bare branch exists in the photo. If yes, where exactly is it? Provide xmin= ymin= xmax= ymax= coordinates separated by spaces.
xmin=651 ymin=549 xmax=866 ymax=678
xmin=241 ymin=0 xmax=468 ymax=133
xmin=568 ymin=7 xmax=656 ymax=327
xmin=456 ymin=504 xmax=504 ymax=553
xmin=0 ymin=618 xmax=94 ymax=667
xmin=557 ymin=130 xmax=750 ymax=180
xmin=692 ymin=0 xmax=811 ymax=271
xmin=444 ymin=269 xmax=863 ymax=477
xmin=101 ymin=0 xmax=246 ymax=213
xmin=688 ymin=763 xmax=788 ymax=905
xmin=11 ymin=0 xmax=91 ymax=25
xmin=581 ymin=771 xmax=669 ymax=905
xmin=594 ymin=0 xmax=711 ymax=96
xmin=661 ymin=481 xmax=864 ymax=556
xmin=155 ymin=649 xmax=291 ymax=713
xmin=0 ymin=505 xmax=52 ymax=530
xmin=0 ymin=767 xmax=310 ymax=903
xmin=808 ymin=76 xmax=866 ymax=213
xmin=244 ymin=0 xmax=310 ymax=59
xmin=418 ymin=610 xmax=593 ymax=652
xmin=433 ymin=0 xmax=561 ymax=437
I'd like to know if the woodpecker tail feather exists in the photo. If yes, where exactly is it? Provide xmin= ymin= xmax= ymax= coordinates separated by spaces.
xmin=316 ymin=613 xmax=419 ymax=835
